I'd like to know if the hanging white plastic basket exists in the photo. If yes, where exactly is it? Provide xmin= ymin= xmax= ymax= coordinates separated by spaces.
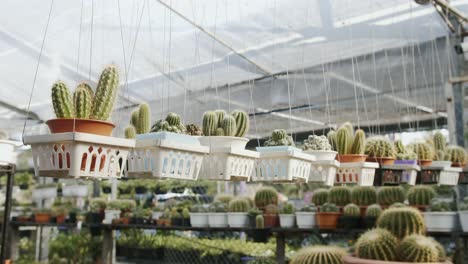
xmin=0 ymin=140 xmax=21 ymax=165
xmin=126 ymin=132 xmax=209 ymax=180
xmin=335 ymin=162 xmax=378 ymax=186
xmin=419 ymin=165 xmax=461 ymax=186
xmin=309 ymin=160 xmax=340 ymax=186
xmin=252 ymin=146 xmax=315 ymax=183
xmin=23 ymin=132 xmax=135 ymax=179
xmin=198 ymin=136 xmax=258 ymax=181
xmin=62 ymin=184 xmax=89 ymax=197
xmin=379 ymin=164 xmax=420 ymax=186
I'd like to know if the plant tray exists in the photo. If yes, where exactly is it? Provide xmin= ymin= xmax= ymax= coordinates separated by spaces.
xmin=335 ymin=162 xmax=378 ymax=186
xmin=126 ymin=132 xmax=209 ymax=180
xmin=252 ymin=146 xmax=315 ymax=183
xmin=309 ymin=160 xmax=340 ymax=186
xmin=375 ymin=164 xmax=420 ymax=186
xmin=0 ymin=140 xmax=21 ymax=165
xmin=23 ymin=132 xmax=134 ymax=179
xmin=417 ymin=165 xmax=462 ymax=186
xmin=459 ymin=169 xmax=468 ymax=184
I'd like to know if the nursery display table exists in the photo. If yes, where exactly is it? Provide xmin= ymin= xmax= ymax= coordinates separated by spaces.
xmin=417 ymin=165 xmax=462 ymax=185
xmin=374 ymin=164 xmax=420 ymax=186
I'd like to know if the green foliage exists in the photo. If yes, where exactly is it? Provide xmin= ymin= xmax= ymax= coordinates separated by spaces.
xmin=14 ymin=172 xmax=33 ymax=185
xmin=124 ymin=125 xmax=136 ymax=139
xmin=407 ymin=185 xmax=436 ymax=206
xmin=444 ymin=145 xmax=467 ymax=164
xmin=255 ymin=214 xmax=264 ymax=228
xmin=327 ymin=130 xmax=338 ymax=151
xmin=52 ymin=81 xmax=74 ymax=118
xmin=73 ymin=83 xmax=93 ymax=119
xmin=106 ymin=200 xmax=121 ymax=211
xmin=299 ymin=204 xmax=317 ymax=212
xmin=351 ymin=186 xmax=377 ymax=206
xmin=90 ymin=65 xmax=119 ymax=120
xmin=328 ymin=186 xmax=351 ymax=206
xmin=355 ymin=228 xmax=398 ymax=261
xmin=364 ymin=136 xmax=395 ymax=158
xmin=190 ymin=204 xmax=208 ymax=213
xmin=89 ymin=198 xmax=106 ymax=212
xmin=215 ymin=194 xmax=234 ymax=205
xmin=209 ymin=201 xmax=227 ymax=213
xmin=49 ymin=232 xmax=102 ymax=264
xmin=377 ymin=207 xmax=426 ymax=239
xmin=289 ymin=245 xmax=346 ymax=264
xmin=254 ymin=187 xmax=278 ymax=208
xmin=365 ymin=204 xmax=382 ymax=218
xmin=408 ymin=142 xmax=433 ymax=160
xmin=320 ymin=202 xmax=339 ymax=212
xmin=377 ymin=186 xmax=405 ymax=206
xmin=343 ymin=203 xmax=360 ymax=217
xmin=228 ymin=198 xmax=250 ymax=213
xmin=429 ymin=199 xmax=453 ymax=212
xmin=280 ymin=202 xmax=295 ymax=214
xmin=399 ymin=235 xmax=441 ymax=263
xmin=312 ymin=188 xmax=329 ymax=206
xmin=264 ymin=129 xmax=295 ymax=146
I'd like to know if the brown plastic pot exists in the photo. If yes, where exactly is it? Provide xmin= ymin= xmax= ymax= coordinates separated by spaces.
xmin=343 ymin=255 xmax=452 ymax=264
xmin=35 ymin=213 xmax=51 ymax=223
xmin=263 ymin=214 xmax=279 ymax=227
xmin=56 ymin=214 xmax=66 ymax=224
xmin=337 ymin=154 xmax=367 ymax=163
xmin=47 ymin=118 xmax=115 ymax=136
xmin=366 ymin=157 xmax=395 ymax=165
xmin=418 ymin=159 xmax=433 ymax=167
xmin=452 ymin=162 xmax=465 ymax=168
xmin=316 ymin=212 xmax=341 ymax=229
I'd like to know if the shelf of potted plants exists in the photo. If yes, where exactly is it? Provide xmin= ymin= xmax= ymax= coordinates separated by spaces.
xmin=253 ymin=129 xmax=315 ymax=183
xmin=303 ymin=134 xmax=339 ymax=186
xmin=198 ymin=110 xmax=259 ymax=181
xmin=23 ymin=65 xmax=135 ymax=180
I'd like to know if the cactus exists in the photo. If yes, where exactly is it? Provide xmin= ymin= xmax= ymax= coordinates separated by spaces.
xmin=351 ymin=186 xmax=377 ymax=206
xmin=254 ymin=187 xmax=278 ymax=208
xmin=407 ymin=185 xmax=436 ymax=206
xmin=280 ymin=203 xmax=295 ymax=214
xmin=364 ymin=136 xmax=395 ymax=158
xmin=73 ymin=83 xmax=93 ymax=118
xmin=215 ymin=127 xmax=225 ymax=136
xmin=185 ymin=124 xmax=202 ymax=136
xmin=444 ymin=145 xmax=467 ymax=164
xmin=124 ymin=125 xmax=136 ymax=139
xmin=202 ymin=111 xmax=218 ymax=136
xmin=343 ymin=203 xmax=360 ymax=216
xmin=130 ymin=109 xmax=139 ymax=127
xmin=264 ymin=129 xmax=294 ymax=146
xmin=396 ymin=151 xmax=418 ymax=160
xmin=215 ymin=194 xmax=233 ymax=205
xmin=355 ymin=228 xmax=398 ymax=261
xmin=329 ymin=186 xmax=351 ymax=206
xmin=366 ymin=204 xmax=382 ymax=218
xmin=351 ymin=129 xmax=366 ymax=154
xmin=232 ymin=110 xmax=249 ymax=137
xmin=255 ymin=214 xmax=264 ymax=228
xmin=303 ymin=135 xmax=332 ymax=151
xmin=182 ymin=208 xmax=190 ymax=218
xmin=90 ymin=65 xmax=120 ymax=120
xmin=312 ymin=189 xmax=329 ymax=206
xmin=377 ymin=207 xmax=426 ymax=239
xmin=52 ymin=81 xmax=74 ymax=118
xmin=264 ymin=204 xmax=279 ymax=215
xmin=377 ymin=186 xmax=405 ymax=206
xmin=394 ymin=140 xmax=406 ymax=154
xmin=221 ymin=115 xmax=237 ymax=136
xmin=408 ymin=142 xmax=433 ymax=160
xmin=299 ymin=204 xmax=317 ymax=212
xmin=166 ymin=112 xmax=181 ymax=126
xmin=337 ymin=127 xmax=351 ymax=155
xmin=209 ymin=201 xmax=227 ymax=213
xmin=289 ymin=245 xmax=346 ymax=264
xmin=433 ymin=131 xmax=446 ymax=152
xmin=136 ymin=103 xmax=150 ymax=134
xmin=389 ymin=202 xmax=407 ymax=208
xmin=429 ymin=237 xmax=447 ymax=261
xmin=214 ymin=110 xmax=226 ymax=127
xmin=320 ymin=202 xmax=339 ymax=212
xmin=228 ymin=198 xmax=250 ymax=212
xmin=399 ymin=235 xmax=440 ymax=263
xmin=151 ymin=113 xmax=186 ymax=134
xmin=327 ymin=130 xmax=338 ymax=151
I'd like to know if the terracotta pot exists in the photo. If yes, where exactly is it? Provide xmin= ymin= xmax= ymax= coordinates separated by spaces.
xmin=366 ymin=157 xmax=395 ymax=165
xmin=35 ymin=213 xmax=51 ymax=223
xmin=316 ymin=212 xmax=340 ymax=229
xmin=46 ymin=118 xmax=115 ymax=136
xmin=17 ymin=216 xmax=30 ymax=222
xmin=343 ymin=255 xmax=452 ymax=264
xmin=156 ymin=219 xmax=166 ymax=226
xmin=337 ymin=154 xmax=367 ymax=163
xmin=120 ymin=217 xmax=130 ymax=225
xmin=452 ymin=162 xmax=466 ymax=168
xmin=263 ymin=214 xmax=279 ymax=227
xmin=418 ymin=159 xmax=433 ymax=167
xmin=56 ymin=214 xmax=66 ymax=224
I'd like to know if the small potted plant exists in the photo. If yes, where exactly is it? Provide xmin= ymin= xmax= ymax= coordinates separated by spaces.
xmin=247 ymin=207 xmax=262 ymax=227
xmin=377 ymin=186 xmax=405 ymax=208
xmin=248 ymin=214 xmax=269 ymax=243
xmin=104 ymin=200 xmax=122 ymax=224
xmin=362 ymin=204 xmax=382 ymax=229
xmin=459 ymin=197 xmax=468 ymax=232
xmin=335 ymin=122 xmax=367 ymax=162
xmin=407 ymin=142 xmax=434 ymax=166
xmin=279 ymin=202 xmax=295 ymax=228
xmin=227 ymin=198 xmax=250 ymax=228
xmin=263 ymin=204 xmax=279 ymax=227
xmin=364 ymin=136 xmax=396 ymax=165
xmin=424 ymin=199 xmax=458 ymax=232
xmin=431 ymin=131 xmax=452 ymax=168
xmin=339 ymin=203 xmax=361 ymax=229
xmin=87 ymin=198 xmax=106 ymax=224
xmin=407 ymin=185 xmax=436 ymax=212
xmin=68 ymin=207 xmax=80 ymax=223
xmin=189 ymin=204 xmax=209 ymax=227
xmin=151 ymin=204 xmax=165 ymax=222
xmin=316 ymin=203 xmax=340 ymax=229
xmin=254 ymin=187 xmax=278 ymax=210
xmin=295 ymin=204 xmax=316 ymax=229
xmin=351 ymin=186 xmax=377 ymax=216
xmin=208 ymin=201 xmax=228 ymax=227
xmin=311 ymin=189 xmax=329 ymax=210
xmin=302 ymin=135 xmax=337 ymax=160
xmin=17 ymin=208 xmax=31 ymax=222
xmin=133 ymin=180 xmax=148 ymax=194
xmin=444 ymin=145 xmax=467 ymax=167
xmin=118 ymin=181 xmax=133 ymax=195
xmin=52 ymin=206 xmax=68 ymax=224
xmin=34 ymin=208 xmax=52 ymax=223
xmin=169 ymin=208 xmax=183 ymax=226
xmin=328 ymin=186 xmax=352 ymax=211
xmin=14 ymin=172 xmax=32 ymax=190
xmin=394 ymin=140 xmax=418 ymax=165
xmin=156 ymin=208 xmax=170 ymax=226
xmin=120 ymin=199 xmax=137 ymax=215
xmin=120 ymin=212 xmax=131 ymax=225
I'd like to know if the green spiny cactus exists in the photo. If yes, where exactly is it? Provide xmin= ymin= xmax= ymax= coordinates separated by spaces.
xmin=399 ymin=235 xmax=440 ymax=263
xmin=377 ymin=186 xmax=405 ymax=206
xmin=254 ymin=187 xmax=278 ymax=208
xmin=136 ymin=103 xmax=150 ymax=134
xmin=407 ymin=185 xmax=436 ymax=206
xmin=255 ymin=214 xmax=264 ymax=228
xmin=52 ymin=81 xmax=74 ymax=118
xmin=202 ymin=111 xmax=218 ymax=136
xmin=329 ymin=186 xmax=352 ymax=206
xmin=130 ymin=109 xmax=139 ymax=127
xmin=394 ymin=140 xmax=406 ymax=154
xmin=264 ymin=204 xmax=279 ymax=215
xmin=327 ymin=130 xmax=338 ymax=151
xmin=232 ymin=110 xmax=249 ymax=137
xmin=342 ymin=122 xmax=354 ymax=137
xmin=351 ymin=129 xmax=366 ymax=154
xmin=337 ymin=127 xmax=351 ymax=155
xmin=389 ymin=202 xmax=407 ymax=208
xmin=299 ymin=204 xmax=317 ymax=212
xmin=280 ymin=203 xmax=295 ymax=214
xmin=343 ymin=203 xmax=360 ymax=216
xmin=290 ymin=245 xmax=346 ymax=264
xmin=185 ymin=124 xmax=202 ymax=136
xmin=433 ymin=131 xmax=446 ymax=152
xmin=320 ymin=202 xmax=339 ymax=212
xmin=365 ymin=204 xmax=382 ymax=218
xmin=214 ymin=110 xmax=226 ymax=127
xmin=166 ymin=112 xmax=181 ymax=126
xmin=408 ymin=142 xmax=433 ymax=160
xmin=377 ymin=207 xmax=426 ymax=239
xmin=312 ymin=189 xmax=329 ymax=206
xmin=355 ymin=228 xmax=398 ymax=261
xmin=73 ymin=83 xmax=93 ymax=119
xmin=90 ymin=65 xmax=120 ymax=120
xmin=264 ymin=129 xmax=294 ymax=146
xmin=124 ymin=125 xmax=136 ymax=139
xmin=215 ymin=127 xmax=225 ymax=136
xmin=364 ymin=136 xmax=395 ymax=158
xmin=228 ymin=198 xmax=250 ymax=213
xmin=215 ymin=194 xmax=233 ymax=205
xmin=221 ymin=115 xmax=237 ymax=136
xmin=272 ymin=129 xmax=287 ymax=141
xmin=429 ymin=237 xmax=447 ymax=261
xmin=444 ymin=145 xmax=467 ymax=164
xmin=351 ymin=186 xmax=377 ymax=206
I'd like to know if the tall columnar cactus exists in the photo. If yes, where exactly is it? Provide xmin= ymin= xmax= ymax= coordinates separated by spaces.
xmin=228 ymin=198 xmax=250 ymax=212
xmin=343 ymin=203 xmax=360 ymax=216
xmin=355 ymin=228 xmax=398 ymax=261
xmin=130 ymin=109 xmax=139 ymax=127
xmin=90 ymin=65 xmax=120 ymax=120
xmin=407 ymin=185 xmax=436 ymax=206
xmin=327 ymin=130 xmax=338 ymax=151
xmin=329 ymin=186 xmax=352 ymax=206
xmin=337 ymin=127 xmax=351 ymax=155
xmin=377 ymin=207 xmax=426 ymax=239
xmin=136 ymin=103 xmax=150 ymax=134
xmin=433 ymin=131 xmax=446 ymax=160
xmin=221 ymin=115 xmax=237 ymax=137
xmin=351 ymin=186 xmax=377 ymax=206
xmin=202 ymin=111 xmax=218 ymax=136
xmin=232 ymin=110 xmax=249 ymax=137
xmin=394 ymin=140 xmax=406 ymax=154
xmin=342 ymin=122 xmax=354 ymax=137
xmin=312 ymin=189 xmax=329 ymax=206
xmin=73 ymin=83 xmax=93 ymax=119
xmin=377 ymin=186 xmax=405 ymax=206
xmin=124 ymin=125 xmax=136 ymax=139
xmin=255 ymin=214 xmax=264 ymax=228
xmin=351 ymin=129 xmax=366 ymax=154
xmin=399 ymin=235 xmax=440 ymax=263
xmin=289 ymin=246 xmax=346 ymax=264
xmin=52 ymin=81 xmax=74 ymax=118
xmin=444 ymin=145 xmax=467 ymax=164
xmin=408 ymin=142 xmax=433 ymax=160
xmin=365 ymin=204 xmax=382 ymax=218
xmin=364 ymin=137 xmax=395 ymax=158
xmin=254 ymin=187 xmax=279 ymax=208
xmin=214 ymin=110 xmax=226 ymax=127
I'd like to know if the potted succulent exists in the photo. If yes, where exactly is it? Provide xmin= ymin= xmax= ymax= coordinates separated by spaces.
xmin=120 ymin=212 xmax=131 ymax=225
xmin=120 ymin=199 xmax=137 ymax=215
xmin=151 ymin=205 xmax=165 ymax=222
xmin=118 ymin=181 xmax=133 ymax=195
xmin=407 ymin=142 xmax=433 ymax=167
xmin=302 ymin=135 xmax=337 ymax=160
xmin=394 ymin=140 xmax=418 ymax=165
xmin=364 ymin=136 xmax=396 ymax=165
xmin=351 ymin=186 xmax=377 ymax=216
xmin=424 ymin=199 xmax=458 ymax=232
xmin=34 ymin=208 xmax=52 ymax=223
xmin=104 ymin=200 xmax=122 ymax=224
xmin=316 ymin=202 xmax=340 ymax=229
xmin=377 ymin=186 xmax=405 ymax=208
xmin=335 ymin=122 xmax=367 ymax=162
xmin=189 ymin=204 xmax=209 ymax=227
xmin=52 ymin=206 xmax=68 ymax=224
xmin=208 ymin=201 xmax=228 ymax=227
xmin=444 ymin=145 xmax=467 ymax=167
xmin=295 ymin=204 xmax=316 ymax=229
xmin=254 ymin=187 xmax=278 ymax=210
xmin=263 ymin=204 xmax=279 ymax=227
xmin=458 ymin=197 xmax=468 ymax=232
xmin=362 ymin=204 xmax=382 ymax=229
xmin=131 ymin=208 xmax=151 ymax=225
xmin=431 ymin=131 xmax=452 ymax=168
xmin=311 ymin=188 xmax=329 ymax=210
xmin=133 ymin=180 xmax=148 ymax=194
xmin=14 ymin=172 xmax=32 ymax=190
xmin=407 ymin=185 xmax=436 ymax=211
xmin=87 ymin=198 xmax=106 ymax=224
xmin=278 ymin=202 xmax=295 ymax=228
xmin=247 ymin=207 xmax=263 ymax=228
xmin=289 ymin=246 xmax=346 ymax=264
xmin=251 ymin=215 xmax=269 ymax=242
xmin=339 ymin=203 xmax=361 ymax=229
xmin=227 ymin=198 xmax=250 ymax=228
xmin=328 ymin=186 xmax=352 ymax=211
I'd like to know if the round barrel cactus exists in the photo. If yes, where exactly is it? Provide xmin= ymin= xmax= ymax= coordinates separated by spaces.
xmin=365 ymin=204 xmax=382 ymax=218
xmin=329 ymin=186 xmax=352 ymax=206
xmin=228 ymin=198 xmax=250 ymax=213
xmin=290 ymin=245 xmax=346 ymax=264
xmin=312 ymin=189 xmax=329 ymax=206
xmin=444 ymin=145 xmax=467 ymax=164
xmin=343 ymin=203 xmax=360 ymax=217
xmin=351 ymin=186 xmax=377 ymax=206
xmin=377 ymin=186 xmax=405 ymax=206
xmin=254 ymin=187 xmax=278 ymax=208
xmin=407 ymin=185 xmax=436 ymax=206
xmin=377 ymin=207 xmax=426 ymax=239
xmin=399 ymin=235 xmax=441 ymax=263
xmin=355 ymin=228 xmax=398 ymax=261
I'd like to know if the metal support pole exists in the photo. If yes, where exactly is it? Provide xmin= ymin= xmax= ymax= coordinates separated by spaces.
xmin=276 ymin=232 xmax=286 ymax=264
xmin=0 ymin=164 xmax=15 ymax=263
xmin=102 ymin=228 xmax=115 ymax=264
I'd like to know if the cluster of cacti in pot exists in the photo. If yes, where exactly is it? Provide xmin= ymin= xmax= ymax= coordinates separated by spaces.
xmin=364 ymin=136 xmax=396 ymax=165
xmin=253 ymin=187 xmax=279 ymax=227
xmin=189 ymin=204 xmax=209 ymax=228
xmin=263 ymin=129 xmax=295 ymax=147
xmin=279 ymin=202 xmax=296 ymax=228
xmin=124 ymin=103 xmax=150 ymax=139
xmin=150 ymin=112 xmax=187 ymax=134
xmin=49 ymin=65 xmax=120 ymax=135
xmin=332 ymin=122 xmax=367 ymax=162
xmin=316 ymin=202 xmax=340 ymax=229
xmin=227 ymin=198 xmax=251 ymax=228
xmin=295 ymin=204 xmax=317 ymax=229
xmin=444 ymin=145 xmax=467 ymax=167
xmin=207 ymin=201 xmax=228 ymax=228
xmin=394 ymin=140 xmax=417 ymax=161
xmin=407 ymin=142 xmax=434 ymax=166
xmin=202 ymin=109 xmax=249 ymax=137
xmin=424 ymin=199 xmax=458 ymax=232
xmin=302 ymin=134 xmax=336 ymax=160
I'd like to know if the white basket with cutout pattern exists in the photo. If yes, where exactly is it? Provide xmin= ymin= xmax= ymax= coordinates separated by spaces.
xmin=23 ymin=132 xmax=135 ymax=179
xmin=309 ymin=160 xmax=340 ymax=186
xmin=336 ymin=162 xmax=378 ymax=186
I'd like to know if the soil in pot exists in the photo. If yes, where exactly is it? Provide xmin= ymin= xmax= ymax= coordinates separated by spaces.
xmin=362 ymin=216 xmax=377 ymax=229
xmin=263 ymin=214 xmax=279 ymax=228
xmin=35 ymin=213 xmax=51 ymax=223
xmin=338 ymin=216 xmax=361 ymax=229
xmin=316 ymin=212 xmax=340 ymax=229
